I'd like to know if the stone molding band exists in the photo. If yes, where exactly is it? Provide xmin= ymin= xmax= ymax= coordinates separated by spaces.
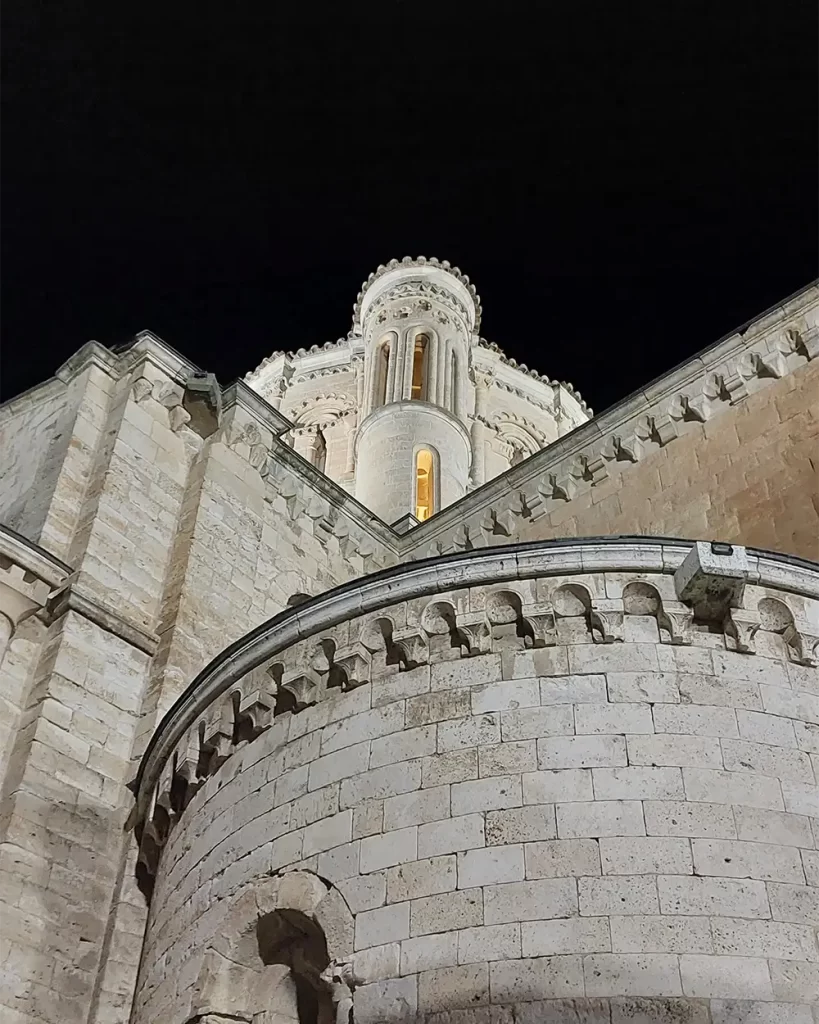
xmin=130 ymin=535 xmax=819 ymax=828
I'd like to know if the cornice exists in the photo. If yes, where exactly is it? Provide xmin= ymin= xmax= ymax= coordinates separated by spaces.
xmin=130 ymin=535 xmax=819 ymax=830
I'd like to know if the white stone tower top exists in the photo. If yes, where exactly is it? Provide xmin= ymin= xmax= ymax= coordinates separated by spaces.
xmin=245 ymin=258 xmax=591 ymax=525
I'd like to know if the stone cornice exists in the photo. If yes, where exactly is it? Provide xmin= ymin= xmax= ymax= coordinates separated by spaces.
xmin=44 ymin=580 xmax=161 ymax=656
xmin=130 ymin=536 xmax=819 ymax=830
xmin=0 ymin=524 xmax=73 ymax=588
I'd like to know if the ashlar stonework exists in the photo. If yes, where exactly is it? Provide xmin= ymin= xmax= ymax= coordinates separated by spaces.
xmin=0 ymin=259 xmax=817 ymax=1024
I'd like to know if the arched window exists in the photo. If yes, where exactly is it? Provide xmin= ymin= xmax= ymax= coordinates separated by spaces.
xmin=415 ymin=448 xmax=434 ymax=521
xmin=411 ymin=334 xmax=429 ymax=400
xmin=374 ymin=340 xmax=390 ymax=408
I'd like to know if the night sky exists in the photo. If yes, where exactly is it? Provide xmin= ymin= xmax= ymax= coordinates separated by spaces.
xmin=2 ymin=3 xmax=817 ymax=412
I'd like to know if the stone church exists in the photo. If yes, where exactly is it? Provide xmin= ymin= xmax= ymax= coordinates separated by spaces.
xmin=1 ymin=257 xmax=818 ymax=1024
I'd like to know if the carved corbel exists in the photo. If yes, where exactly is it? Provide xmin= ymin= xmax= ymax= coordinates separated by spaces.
xmin=131 ymin=375 xmax=154 ymax=402
xmin=668 ymin=393 xmax=706 ymax=424
xmin=523 ymin=605 xmax=557 ymax=647
xmin=777 ymin=326 xmax=816 ymax=361
xmin=333 ymin=646 xmax=371 ymax=690
xmin=703 ymin=372 xmax=745 ymax=407
xmin=589 ymin=599 xmax=624 ymax=644
xmin=456 ymin=614 xmax=492 ymax=656
xmin=635 ymin=414 xmax=677 ymax=448
xmin=601 ymin=435 xmax=639 ymax=464
xmin=198 ymin=699 xmax=235 ymax=776
xmin=783 ymin=624 xmax=819 ymax=667
xmin=450 ymin=525 xmax=474 ymax=552
xmin=723 ymin=607 xmax=761 ymax=654
xmin=738 ymin=351 xmax=780 ymax=382
xmin=656 ymin=601 xmax=694 ymax=645
xmin=393 ymin=628 xmax=429 ymax=669
xmin=280 ymin=670 xmax=321 ymax=711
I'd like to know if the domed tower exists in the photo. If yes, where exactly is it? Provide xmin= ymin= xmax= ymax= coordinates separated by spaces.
xmin=351 ymin=257 xmax=480 ymax=527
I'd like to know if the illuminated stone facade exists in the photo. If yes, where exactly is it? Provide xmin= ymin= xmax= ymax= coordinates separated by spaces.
xmin=0 ymin=262 xmax=817 ymax=1024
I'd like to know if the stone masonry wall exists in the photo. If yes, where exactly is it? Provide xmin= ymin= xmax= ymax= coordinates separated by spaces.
xmin=518 ymin=357 xmax=819 ymax=560
xmin=131 ymin=553 xmax=819 ymax=1024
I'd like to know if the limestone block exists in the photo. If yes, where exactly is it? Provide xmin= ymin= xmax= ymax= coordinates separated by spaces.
xmin=575 ymin=704 xmax=654 ymax=736
xmin=321 ymin=702 xmax=404 ymax=755
xmin=354 ymin=976 xmax=417 ymax=1023
xmin=524 ymin=839 xmax=602 ymax=878
xmin=801 ymin=849 xmax=819 ymax=886
xmin=537 ymin=736 xmax=627 ymax=770
xmin=626 ymin=735 xmax=723 ymax=769
xmin=400 ymin=932 xmax=459 ymax=975
xmin=355 ymin=901 xmax=411 ymax=950
xmin=485 ymin=805 xmax=556 ymax=845
xmin=301 ymin=810 xmax=352 ymax=856
xmin=652 ymin=703 xmax=739 ymax=737
xmin=407 ymin=690 xmax=471 ymax=727
xmin=734 ymin=805 xmax=814 ymax=847
xmin=677 ymin=673 xmax=762 ymax=711
xmin=599 ymin=837 xmax=693 ymax=876
xmin=383 ymin=785 xmax=450 ymax=831
xmin=592 ymin=767 xmax=685 ymax=801
xmin=610 ymin=916 xmax=713 ymax=954
xmin=352 ymin=800 xmax=384 ymax=839
xmin=679 ymin=954 xmax=773 ymax=999
xmin=417 ymin=962 xmax=489 ymax=1011
xmin=569 ymin=644 xmax=659 ymax=675
xmin=471 ymin=678 xmax=539 ymax=714
xmin=371 ymin=724 xmax=437 ymax=768
xmin=721 ymin=738 xmax=814 ymax=785
xmin=423 ymin=749 xmax=479 ymax=787
xmin=352 ymin=941 xmax=399 ymax=983
xmin=710 ymin=917 xmax=819 ymax=961
xmin=438 ymin=714 xmax=501 ymax=753
xmin=682 ymin=767 xmax=784 ymax=811
xmin=478 ymin=740 xmax=537 ymax=777
xmin=431 ymin=656 xmax=501 ymax=693
xmin=410 ymin=889 xmax=483 ymax=937
xmin=488 ymin=955 xmax=585 ymax=1000
xmin=579 ymin=876 xmax=660 ymax=916
xmin=360 ymin=826 xmax=419 ymax=873
xmin=557 ymin=800 xmax=646 ymax=839
xmin=768 ymin=961 xmax=819 ymax=1002
xmin=458 ymin=924 xmax=521 ymax=964
xmin=418 ymin=814 xmax=486 ymax=859
xmin=607 ymin=672 xmax=681 ymax=704
xmin=451 ymin=776 xmax=522 ymax=816
xmin=610 ymin=998 xmax=711 ymax=1024
xmin=767 ymin=882 xmax=819 ymax=925
xmin=583 ymin=953 xmax=682 ymax=997
xmin=387 ymin=856 xmax=457 ymax=904
xmin=500 ymin=705 xmax=574 ymax=741
xmin=539 ymin=674 xmax=607 ymax=704
xmin=308 ymin=740 xmax=370 ymax=792
xmin=339 ymin=760 xmax=423 ymax=807
xmin=781 ymin=780 xmax=819 ymax=816
xmin=336 ymin=873 xmax=387 ymax=913
xmin=737 ymin=709 xmax=798 ymax=747
xmin=643 ymin=800 xmax=737 ymax=839
xmin=690 ymin=838 xmax=805 ymax=883
xmin=458 ymin=846 xmax=525 ymax=890
xmin=316 ymin=841 xmax=360 ymax=882
xmin=522 ymin=769 xmax=593 ymax=803
xmin=710 ymin=1001 xmax=815 ymax=1024
xmin=658 ymin=875 xmax=770 ymax=918
xmin=483 ymin=878 xmax=577 ymax=924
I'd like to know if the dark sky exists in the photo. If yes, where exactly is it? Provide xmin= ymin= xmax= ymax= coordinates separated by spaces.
xmin=2 ymin=2 xmax=817 ymax=411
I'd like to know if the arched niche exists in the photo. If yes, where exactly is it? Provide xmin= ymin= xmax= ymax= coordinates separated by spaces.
xmin=188 ymin=871 xmax=354 ymax=1024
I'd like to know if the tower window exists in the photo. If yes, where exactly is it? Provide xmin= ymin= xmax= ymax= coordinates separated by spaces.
xmin=415 ymin=448 xmax=434 ymax=521
xmin=375 ymin=341 xmax=390 ymax=408
xmin=411 ymin=334 xmax=428 ymax=400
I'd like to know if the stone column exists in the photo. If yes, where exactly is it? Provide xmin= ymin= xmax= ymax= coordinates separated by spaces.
xmin=428 ymin=333 xmax=439 ymax=406
xmin=293 ymin=425 xmax=323 ymax=466
xmin=470 ymin=371 xmax=493 ymax=487
xmin=389 ymin=332 xmax=404 ymax=403
xmin=0 ymin=611 xmax=13 ymax=664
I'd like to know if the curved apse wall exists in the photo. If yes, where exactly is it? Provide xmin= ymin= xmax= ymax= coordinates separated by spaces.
xmin=130 ymin=538 xmax=819 ymax=1024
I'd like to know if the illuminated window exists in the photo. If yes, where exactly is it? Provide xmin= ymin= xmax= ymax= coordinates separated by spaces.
xmin=415 ymin=449 xmax=434 ymax=521
xmin=375 ymin=341 xmax=390 ymax=408
xmin=411 ymin=334 xmax=428 ymax=400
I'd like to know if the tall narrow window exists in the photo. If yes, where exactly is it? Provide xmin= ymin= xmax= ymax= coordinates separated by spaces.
xmin=415 ymin=448 xmax=434 ymax=521
xmin=411 ymin=334 xmax=428 ymax=400
xmin=375 ymin=342 xmax=390 ymax=408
